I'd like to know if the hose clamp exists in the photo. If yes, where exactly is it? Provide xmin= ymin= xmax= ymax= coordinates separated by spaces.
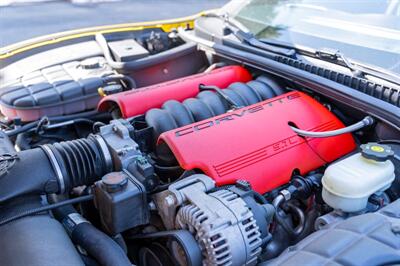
xmin=93 ymin=134 xmax=113 ymax=172
xmin=41 ymin=145 xmax=65 ymax=194
xmin=67 ymin=213 xmax=90 ymax=226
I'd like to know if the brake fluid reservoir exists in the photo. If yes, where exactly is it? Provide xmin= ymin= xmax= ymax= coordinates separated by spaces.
xmin=322 ymin=143 xmax=395 ymax=212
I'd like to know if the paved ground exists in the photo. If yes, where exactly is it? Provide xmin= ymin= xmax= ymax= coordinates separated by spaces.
xmin=0 ymin=0 xmax=228 ymax=47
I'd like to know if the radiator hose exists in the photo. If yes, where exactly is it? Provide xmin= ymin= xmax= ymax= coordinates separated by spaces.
xmin=0 ymin=134 xmax=113 ymax=203
xmin=49 ymin=196 xmax=132 ymax=266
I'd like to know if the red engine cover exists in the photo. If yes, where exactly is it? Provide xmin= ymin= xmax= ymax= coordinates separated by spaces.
xmin=98 ymin=66 xmax=252 ymax=117
xmin=159 ymin=91 xmax=356 ymax=193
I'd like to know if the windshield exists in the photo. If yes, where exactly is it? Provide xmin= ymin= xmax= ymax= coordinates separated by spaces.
xmin=226 ymin=0 xmax=400 ymax=74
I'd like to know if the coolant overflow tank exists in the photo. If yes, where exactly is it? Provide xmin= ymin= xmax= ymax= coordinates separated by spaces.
xmin=322 ymin=143 xmax=395 ymax=212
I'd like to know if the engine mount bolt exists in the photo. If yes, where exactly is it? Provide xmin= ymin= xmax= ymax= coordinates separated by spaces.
xmin=165 ymin=195 xmax=176 ymax=207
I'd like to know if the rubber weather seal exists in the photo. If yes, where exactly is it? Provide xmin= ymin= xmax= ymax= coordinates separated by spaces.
xmin=275 ymin=55 xmax=400 ymax=108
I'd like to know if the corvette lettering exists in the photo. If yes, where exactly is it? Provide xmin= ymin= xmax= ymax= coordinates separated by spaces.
xmin=174 ymin=97 xmax=287 ymax=137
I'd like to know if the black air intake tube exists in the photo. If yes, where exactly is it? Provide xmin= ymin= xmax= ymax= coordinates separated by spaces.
xmin=0 ymin=135 xmax=112 ymax=203
xmin=43 ymin=135 xmax=112 ymax=194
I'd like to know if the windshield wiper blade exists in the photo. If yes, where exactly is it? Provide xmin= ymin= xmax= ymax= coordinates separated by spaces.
xmin=206 ymin=13 xmax=297 ymax=58
xmin=259 ymin=38 xmax=400 ymax=86
xmin=224 ymin=24 xmax=297 ymax=58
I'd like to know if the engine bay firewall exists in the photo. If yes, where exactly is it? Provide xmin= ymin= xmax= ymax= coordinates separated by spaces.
xmin=159 ymin=91 xmax=356 ymax=193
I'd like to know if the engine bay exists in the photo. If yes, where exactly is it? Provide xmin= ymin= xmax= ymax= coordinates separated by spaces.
xmin=0 ymin=22 xmax=400 ymax=266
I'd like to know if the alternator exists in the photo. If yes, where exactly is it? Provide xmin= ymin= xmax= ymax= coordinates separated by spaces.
xmin=153 ymin=175 xmax=274 ymax=266
xmin=176 ymin=189 xmax=261 ymax=265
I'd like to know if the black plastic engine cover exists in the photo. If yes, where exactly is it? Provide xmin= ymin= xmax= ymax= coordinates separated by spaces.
xmin=0 ymin=57 xmax=114 ymax=121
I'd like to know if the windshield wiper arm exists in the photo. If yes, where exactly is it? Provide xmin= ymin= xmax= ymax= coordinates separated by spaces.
xmin=310 ymin=48 xmax=400 ymax=85
xmin=315 ymin=48 xmax=364 ymax=77
xmin=258 ymin=39 xmax=358 ymax=71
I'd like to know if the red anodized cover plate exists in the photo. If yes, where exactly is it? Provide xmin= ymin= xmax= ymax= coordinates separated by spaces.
xmin=159 ymin=91 xmax=356 ymax=194
xmin=98 ymin=65 xmax=252 ymax=117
